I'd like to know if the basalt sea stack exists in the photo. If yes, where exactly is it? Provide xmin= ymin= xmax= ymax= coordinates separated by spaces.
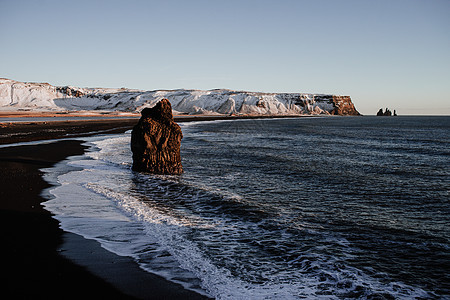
xmin=131 ymin=99 xmax=183 ymax=174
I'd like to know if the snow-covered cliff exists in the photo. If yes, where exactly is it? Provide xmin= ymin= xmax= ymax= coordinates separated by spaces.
xmin=0 ymin=78 xmax=359 ymax=116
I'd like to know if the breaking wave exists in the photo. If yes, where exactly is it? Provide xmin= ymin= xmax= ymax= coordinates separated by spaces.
xmin=43 ymin=117 xmax=449 ymax=299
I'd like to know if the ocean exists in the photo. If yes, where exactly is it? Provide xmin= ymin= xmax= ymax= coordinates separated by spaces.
xmin=43 ymin=116 xmax=449 ymax=299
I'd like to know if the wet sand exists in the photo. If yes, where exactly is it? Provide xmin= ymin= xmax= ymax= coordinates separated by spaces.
xmin=0 ymin=118 xmax=139 ymax=145
xmin=0 ymin=120 xmax=209 ymax=299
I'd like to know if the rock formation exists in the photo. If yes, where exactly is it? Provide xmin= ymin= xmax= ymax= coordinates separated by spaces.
xmin=377 ymin=108 xmax=396 ymax=116
xmin=131 ymin=99 xmax=183 ymax=175
xmin=313 ymin=95 xmax=360 ymax=116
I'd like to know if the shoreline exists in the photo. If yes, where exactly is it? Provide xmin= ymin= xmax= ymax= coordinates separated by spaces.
xmin=0 ymin=112 xmax=322 ymax=122
xmin=0 ymin=118 xmax=139 ymax=145
xmin=0 ymin=113 xmax=328 ymax=145
xmin=0 ymin=123 xmax=210 ymax=298
xmin=0 ymin=111 xmax=140 ymax=118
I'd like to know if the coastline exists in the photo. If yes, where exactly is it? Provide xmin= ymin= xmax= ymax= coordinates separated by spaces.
xmin=0 ymin=114 xmax=355 ymax=298
xmin=0 ymin=113 xmax=326 ymax=145
xmin=0 ymin=120 xmax=210 ymax=299
xmin=0 ymin=118 xmax=139 ymax=145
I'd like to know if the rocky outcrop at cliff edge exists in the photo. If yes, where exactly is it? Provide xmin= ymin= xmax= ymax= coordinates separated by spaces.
xmin=131 ymin=99 xmax=183 ymax=175
xmin=310 ymin=95 xmax=360 ymax=115
xmin=330 ymin=95 xmax=360 ymax=115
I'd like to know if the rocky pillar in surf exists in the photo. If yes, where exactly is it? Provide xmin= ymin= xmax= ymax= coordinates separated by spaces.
xmin=131 ymin=99 xmax=183 ymax=174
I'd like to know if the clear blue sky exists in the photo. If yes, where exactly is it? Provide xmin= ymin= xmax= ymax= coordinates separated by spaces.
xmin=1 ymin=0 xmax=449 ymax=115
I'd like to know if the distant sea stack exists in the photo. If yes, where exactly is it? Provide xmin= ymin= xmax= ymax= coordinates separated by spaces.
xmin=377 ymin=108 xmax=397 ymax=116
xmin=0 ymin=78 xmax=360 ymax=116
xmin=131 ymin=99 xmax=183 ymax=175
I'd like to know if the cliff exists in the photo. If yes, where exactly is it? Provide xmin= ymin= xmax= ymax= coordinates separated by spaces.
xmin=0 ymin=78 xmax=360 ymax=116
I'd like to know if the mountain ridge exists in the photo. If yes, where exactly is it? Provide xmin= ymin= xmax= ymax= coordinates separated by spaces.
xmin=0 ymin=78 xmax=360 ymax=116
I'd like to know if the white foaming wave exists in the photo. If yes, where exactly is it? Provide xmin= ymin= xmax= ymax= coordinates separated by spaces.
xmin=79 ymin=186 xmax=340 ymax=300
xmin=64 ymin=140 xmax=331 ymax=298
xmin=96 ymin=135 xmax=431 ymax=299
xmin=85 ymin=178 xmax=430 ymax=299
xmin=86 ymin=133 xmax=133 ymax=167
xmin=44 ymin=133 xmax=433 ymax=299
xmin=44 ymin=158 xmax=208 ymax=295
xmin=178 ymin=119 xmax=238 ymax=129
xmin=83 ymin=182 xmax=253 ymax=299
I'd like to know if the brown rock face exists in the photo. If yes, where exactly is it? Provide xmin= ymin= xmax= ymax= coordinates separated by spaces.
xmin=330 ymin=95 xmax=360 ymax=115
xmin=131 ymin=99 xmax=183 ymax=174
xmin=308 ymin=95 xmax=360 ymax=115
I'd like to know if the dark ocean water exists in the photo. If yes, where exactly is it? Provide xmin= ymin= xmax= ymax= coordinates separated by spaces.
xmin=44 ymin=116 xmax=449 ymax=299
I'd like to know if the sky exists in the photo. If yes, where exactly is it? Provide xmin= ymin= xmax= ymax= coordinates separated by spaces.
xmin=1 ymin=0 xmax=449 ymax=115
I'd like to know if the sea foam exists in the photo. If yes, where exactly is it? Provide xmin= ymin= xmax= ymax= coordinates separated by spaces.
xmin=42 ymin=120 xmax=438 ymax=299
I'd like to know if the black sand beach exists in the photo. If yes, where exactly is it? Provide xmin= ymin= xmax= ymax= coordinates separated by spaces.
xmin=0 ymin=119 xmax=209 ymax=299
xmin=0 ymin=118 xmax=139 ymax=145
xmin=0 ymin=114 xmax=313 ymax=145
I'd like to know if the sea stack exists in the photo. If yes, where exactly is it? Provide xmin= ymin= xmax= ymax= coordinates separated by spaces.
xmin=131 ymin=99 xmax=183 ymax=174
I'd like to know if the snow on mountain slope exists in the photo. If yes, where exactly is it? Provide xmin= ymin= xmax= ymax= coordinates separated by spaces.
xmin=0 ymin=79 xmax=360 ymax=115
